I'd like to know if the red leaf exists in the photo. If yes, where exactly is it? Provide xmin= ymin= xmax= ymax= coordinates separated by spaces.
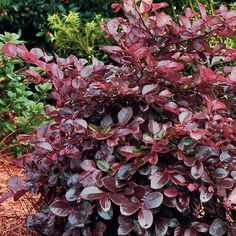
xmin=138 ymin=209 xmax=153 ymax=229
xmin=148 ymin=119 xmax=161 ymax=134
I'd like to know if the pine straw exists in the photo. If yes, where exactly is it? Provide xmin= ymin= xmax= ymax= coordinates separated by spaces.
xmin=0 ymin=157 xmax=38 ymax=236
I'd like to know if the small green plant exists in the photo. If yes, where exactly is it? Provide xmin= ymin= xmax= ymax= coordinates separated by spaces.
xmin=0 ymin=32 xmax=50 ymax=156
xmin=48 ymin=12 xmax=110 ymax=60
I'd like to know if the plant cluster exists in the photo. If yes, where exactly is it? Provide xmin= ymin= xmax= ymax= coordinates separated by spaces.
xmin=0 ymin=32 xmax=50 ymax=156
xmin=48 ymin=12 xmax=110 ymax=61
xmin=2 ymin=0 xmax=236 ymax=235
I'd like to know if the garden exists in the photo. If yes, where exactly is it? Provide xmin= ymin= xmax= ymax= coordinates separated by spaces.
xmin=0 ymin=0 xmax=236 ymax=235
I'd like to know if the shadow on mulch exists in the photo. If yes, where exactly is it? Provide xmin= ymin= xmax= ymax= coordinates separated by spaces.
xmin=0 ymin=158 xmax=38 ymax=236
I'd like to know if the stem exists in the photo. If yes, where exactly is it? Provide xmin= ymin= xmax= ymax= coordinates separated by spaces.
xmin=188 ymin=0 xmax=195 ymax=12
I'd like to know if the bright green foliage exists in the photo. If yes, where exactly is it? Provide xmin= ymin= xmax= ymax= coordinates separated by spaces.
xmin=0 ymin=33 xmax=50 ymax=156
xmin=48 ymin=12 xmax=110 ymax=60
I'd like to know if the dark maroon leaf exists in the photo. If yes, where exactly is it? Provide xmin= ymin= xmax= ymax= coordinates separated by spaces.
xmin=138 ymin=209 xmax=153 ymax=229
xmin=99 ymin=194 xmax=111 ymax=212
xmin=193 ymin=222 xmax=209 ymax=233
xmin=49 ymin=200 xmax=71 ymax=217
xmin=143 ymin=192 xmax=163 ymax=209
xmin=108 ymin=193 xmax=126 ymax=205
xmin=101 ymin=176 xmax=117 ymax=193
xmin=120 ymin=200 xmax=141 ymax=216
xmin=155 ymin=218 xmax=169 ymax=236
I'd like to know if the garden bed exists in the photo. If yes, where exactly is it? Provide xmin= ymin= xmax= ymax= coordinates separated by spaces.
xmin=0 ymin=158 xmax=37 ymax=236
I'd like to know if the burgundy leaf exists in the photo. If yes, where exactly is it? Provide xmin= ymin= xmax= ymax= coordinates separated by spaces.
xmin=80 ymin=186 xmax=103 ymax=200
xmin=200 ymin=188 xmax=213 ymax=203
xmin=99 ymin=194 xmax=111 ymax=212
xmin=163 ymin=187 xmax=180 ymax=197
xmin=191 ymin=161 xmax=204 ymax=179
xmin=49 ymin=200 xmax=71 ymax=217
xmin=120 ymin=200 xmax=141 ymax=216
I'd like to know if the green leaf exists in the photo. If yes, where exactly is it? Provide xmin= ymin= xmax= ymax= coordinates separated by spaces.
xmin=97 ymin=160 xmax=109 ymax=172
xmin=182 ymin=137 xmax=195 ymax=146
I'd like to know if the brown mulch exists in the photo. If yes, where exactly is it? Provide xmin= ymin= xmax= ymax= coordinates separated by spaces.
xmin=0 ymin=157 xmax=38 ymax=236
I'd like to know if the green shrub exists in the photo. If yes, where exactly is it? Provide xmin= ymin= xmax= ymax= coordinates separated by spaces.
xmin=48 ymin=12 xmax=110 ymax=60
xmin=0 ymin=32 xmax=50 ymax=156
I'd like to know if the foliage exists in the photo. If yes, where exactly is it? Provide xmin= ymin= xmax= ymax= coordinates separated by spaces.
xmin=0 ymin=0 xmax=116 ymax=49
xmin=48 ymin=12 xmax=110 ymax=61
xmin=0 ymin=33 xmax=50 ymax=156
xmin=2 ymin=0 xmax=236 ymax=235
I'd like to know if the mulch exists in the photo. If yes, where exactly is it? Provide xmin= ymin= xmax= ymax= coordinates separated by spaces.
xmin=0 ymin=157 xmax=38 ymax=236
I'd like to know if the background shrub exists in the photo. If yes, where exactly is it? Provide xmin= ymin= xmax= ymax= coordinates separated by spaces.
xmin=0 ymin=32 xmax=50 ymax=156
xmin=3 ymin=1 xmax=236 ymax=235
xmin=48 ymin=12 xmax=111 ymax=61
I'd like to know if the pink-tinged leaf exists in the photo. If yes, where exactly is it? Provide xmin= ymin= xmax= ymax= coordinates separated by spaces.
xmin=101 ymin=45 xmax=123 ymax=54
xmin=152 ymin=2 xmax=169 ymax=11
xmin=80 ymin=186 xmax=103 ymax=200
xmin=107 ymin=18 xmax=119 ymax=36
xmin=193 ymin=222 xmax=209 ymax=233
xmin=179 ymin=15 xmax=191 ymax=29
xmin=229 ymin=67 xmax=236 ymax=82
xmin=111 ymin=3 xmax=123 ymax=12
xmin=163 ymin=187 xmax=180 ymax=197
xmin=200 ymin=188 xmax=213 ymax=203
xmin=228 ymin=187 xmax=236 ymax=204
xmin=191 ymin=161 xmax=204 ymax=179
xmin=190 ymin=129 xmax=210 ymax=141
xmin=49 ymin=200 xmax=71 ymax=217
xmin=156 ymin=12 xmax=172 ymax=27
xmin=143 ymin=191 xmax=163 ymax=209
xmin=140 ymin=0 xmax=151 ymax=14
xmin=99 ymin=194 xmax=111 ymax=212
xmin=7 ymin=176 xmax=27 ymax=193
xmin=118 ymin=146 xmax=140 ymax=159
xmin=138 ymin=209 xmax=153 ymax=229
xmin=148 ymin=119 xmax=161 ymax=134
xmin=209 ymin=218 xmax=226 ymax=236
xmin=108 ymin=193 xmax=126 ymax=205
xmin=80 ymin=160 xmax=96 ymax=171
xmin=179 ymin=111 xmax=193 ymax=124
xmin=35 ymin=141 xmax=53 ymax=152
xmin=211 ymin=100 xmax=226 ymax=111
xmin=47 ymin=63 xmax=64 ymax=79
xmin=142 ymin=84 xmax=158 ymax=96
xmin=210 ymin=168 xmax=228 ymax=179
xmin=2 ymin=43 xmax=18 ymax=57
xmin=197 ymin=2 xmax=207 ymax=19
xmin=163 ymin=102 xmax=179 ymax=114
xmin=171 ymin=174 xmax=186 ymax=186
xmin=118 ymin=107 xmax=133 ymax=126
xmin=120 ymin=200 xmax=141 ymax=216
xmin=128 ymin=43 xmax=149 ymax=59
xmin=118 ymin=219 xmax=135 ymax=235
